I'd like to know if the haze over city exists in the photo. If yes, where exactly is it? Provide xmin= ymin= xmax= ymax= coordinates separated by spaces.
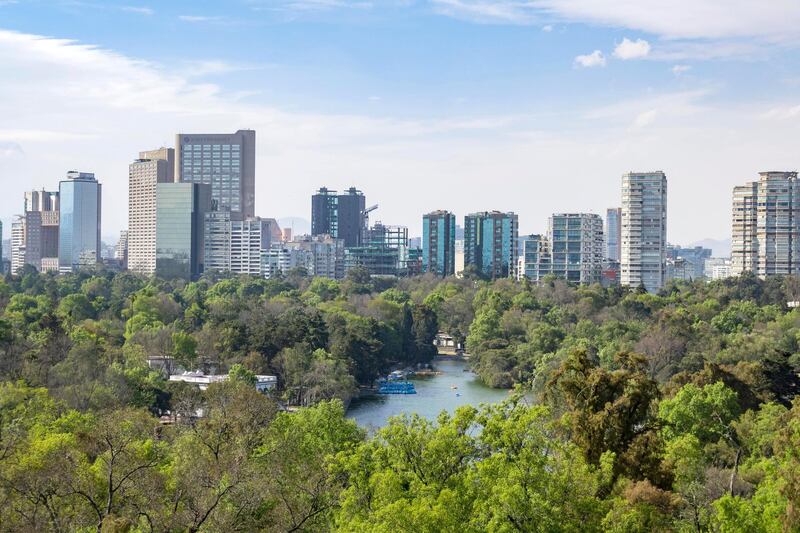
xmin=2 ymin=0 xmax=800 ymax=243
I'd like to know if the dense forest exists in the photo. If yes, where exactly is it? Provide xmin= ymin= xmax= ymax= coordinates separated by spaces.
xmin=3 ymin=266 xmax=800 ymax=530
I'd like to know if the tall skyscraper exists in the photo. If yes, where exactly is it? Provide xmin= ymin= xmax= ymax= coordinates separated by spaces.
xmin=311 ymin=187 xmax=366 ymax=247
xmin=605 ymin=207 xmax=622 ymax=262
xmin=175 ymin=130 xmax=256 ymax=217
xmin=620 ymin=171 xmax=667 ymax=292
xmin=155 ymin=183 xmax=211 ymax=280
xmin=58 ymin=173 xmax=102 ymax=273
xmin=464 ymin=211 xmax=519 ymax=279
xmin=548 ymin=213 xmax=604 ymax=284
xmin=128 ymin=148 xmax=174 ymax=274
xmin=731 ymin=171 xmax=800 ymax=277
xmin=422 ymin=210 xmax=456 ymax=277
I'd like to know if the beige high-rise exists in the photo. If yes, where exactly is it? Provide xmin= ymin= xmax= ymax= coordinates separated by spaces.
xmin=731 ymin=171 xmax=800 ymax=278
xmin=128 ymin=148 xmax=174 ymax=275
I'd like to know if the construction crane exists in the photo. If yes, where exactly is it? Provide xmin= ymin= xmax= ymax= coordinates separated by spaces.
xmin=361 ymin=204 xmax=379 ymax=245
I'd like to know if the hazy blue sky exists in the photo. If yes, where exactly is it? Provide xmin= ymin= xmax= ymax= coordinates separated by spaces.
xmin=2 ymin=0 xmax=800 ymax=243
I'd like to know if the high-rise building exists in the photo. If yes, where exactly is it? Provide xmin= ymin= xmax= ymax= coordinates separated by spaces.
xmin=11 ymin=189 xmax=60 ymax=273
xmin=175 ymin=130 xmax=256 ymax=217
xmin=731 ymin=181 xmax=759 ymax=276
xmin=422 ymin=210 xmax=456 ymax=277
xmin=621 ymin=171 xmax=667 ymax=292
xmin=464 ymin=211 xmax=519 ymax=279
xmin=338 ymin=187 xmax=367 ymax=247
xmin=25 ymin=190 xmax=59 ymax=213
xmin=344 ymin=222 xmax=409 ymax=276
xmin=115 ymin=230 xmax=129 ymax=269
xmin=548 ymin=213 xmax=604 ymax=284
xmin=204 ymin=213 xmax=281 ymax=275
xmin=10 ymin=216 xmax=24 ymax=274
xmin=605 ymin=207 xmax=622 ymax=262
xmin=731 ymin=172 xmax=800 ymax=278
xmin=311 ymin=187 xmax=338 ymax=238
xmin=519 ymin=234 xmax=551 ymax=282
xmin=58 ymin=172 xmax=101 ymax=273
xmin=271 ymin=234 xmax=345 ymax=279
xmin=128 ymin=148 xmax=174 ymax=275
xmin=155 ymin=183 xmax=211 ymax=279
xmin=666 ymin=245 xmax=712 ymax=280
xmin=311 ymin=187 xmax=366 ymax=247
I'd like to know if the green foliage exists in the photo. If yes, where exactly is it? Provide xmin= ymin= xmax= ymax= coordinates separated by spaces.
xmin=3 ymin=270 xmax=800 ymax=530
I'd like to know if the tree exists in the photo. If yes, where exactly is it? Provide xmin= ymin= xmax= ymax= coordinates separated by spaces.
xmin=546 ymin=349 xmax=662 ymax=483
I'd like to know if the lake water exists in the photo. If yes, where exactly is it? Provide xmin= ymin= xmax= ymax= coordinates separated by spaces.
xmin=346 ymin=358 xmax=511 ymax=430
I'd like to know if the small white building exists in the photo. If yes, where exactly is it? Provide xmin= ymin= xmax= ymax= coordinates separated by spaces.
xmin=169 ymin=371 xmax=277 ymax=393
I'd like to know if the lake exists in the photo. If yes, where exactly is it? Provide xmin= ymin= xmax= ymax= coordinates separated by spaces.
xmin=346 ymin=358 xmax=511 ymax=430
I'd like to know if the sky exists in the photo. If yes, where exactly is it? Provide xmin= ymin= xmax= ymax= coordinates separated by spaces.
xmin=1 ymin=0 xmax=800 ymax=246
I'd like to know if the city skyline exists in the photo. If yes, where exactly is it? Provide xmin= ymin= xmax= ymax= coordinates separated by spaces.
xmin=3 ymin=1 xmax=800 ymax=243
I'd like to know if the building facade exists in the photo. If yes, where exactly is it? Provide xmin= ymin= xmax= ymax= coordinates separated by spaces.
xmin=731 ymin=172 xmax=800 ymax=278
xmin=422 ymin=210 xmax=456 ymax=277
xmin=621 ymin=171 xmax=667 ymax=292
xmin=666 ymin=245 xmax=712 ymax=281
xmin=58 ymin=172 xmax=102 ymax=273
xmin=115 ymin=230 xmax=129 ymax=270
xmin=155 ymin=183 xmax=211 ymax=279
xmin=548 ymin=213 xmax=604 ymax=284
xmin=519 ymin=234 xmax=551 ymax=282
xmin=128 ymin=148 xmax=174 ymax=275
xmin=175 ymin=130 xmax=256 ymax=218
xmin=11 ymin=189 xmax=60 ymax=273
xmin=605 ymin=207 xmax=622 ymax=262
xmin=344 ymin=223 xmax=409 ymax=277
xmin=464 ymin=211 xmax=519 ymax=279
xmin=204 ymin=213 xmax=281 ymax=275
xmin=311 ymin=187 xmax=366 ymax=247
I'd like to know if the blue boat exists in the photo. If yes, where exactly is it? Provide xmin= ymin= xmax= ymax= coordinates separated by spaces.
xmin=377 ymin=380 xmax=417 ymax=394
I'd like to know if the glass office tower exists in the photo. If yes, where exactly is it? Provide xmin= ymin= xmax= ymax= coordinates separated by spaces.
xmin=463 ymin=211 xmax=519 ymax=279
xmin=155 ymin=183 xmax=211 ymax=279
xmin=58 ymin=172 xmax=101 ymax=273
xmin=175 ymin=130 xmax=255 ymax=217
xmin=422 ymin=210 xmax=456 ymax=277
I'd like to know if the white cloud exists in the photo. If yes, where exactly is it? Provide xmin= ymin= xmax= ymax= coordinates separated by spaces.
xmin=760 ymin=104 xmax=800 ymax=120
xmin=631 ymin=109 xmax=657 ymax=128
xmin=672 ymin=64 xmax=691 ymax=75
xmin=0 ymin=142 xmax=22 ymax=158
xmin=613 ymin=37 xmax=650 ymax=60
xmin=276 ymin=0 xmax=373 ymax=10
xmin=428 ymin=0 xmax=800 ymax=58
xmin=574 ymin=50 xmax=606 ymax=68
xmin=121 ymin=6 xmax=153 ymax=16
xmin=541 ymin=24 xmax=553 ymax=32
xmin=178 ymin=15 xmax=222 ymax=23
xmin=430 ymin=0 xmax=538 ymax=24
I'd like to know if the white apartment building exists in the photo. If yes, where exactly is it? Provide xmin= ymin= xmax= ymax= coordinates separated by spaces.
xmin=548 ymin=213 xmax=604 ymax=284
xmin=205 ymin=214 xmax=281 ymax=276
xmin=621 ymin=171 xmax=668 ymax=293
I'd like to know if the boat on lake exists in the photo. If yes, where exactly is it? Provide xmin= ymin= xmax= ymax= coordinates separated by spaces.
xmin=377 ymin=380 xmax=417 ymax=394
